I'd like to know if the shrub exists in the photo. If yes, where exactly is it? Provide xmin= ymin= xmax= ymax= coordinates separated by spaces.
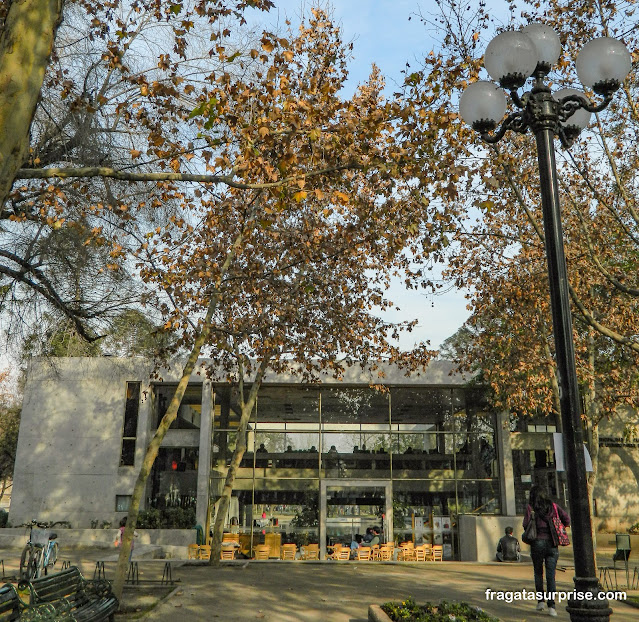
xmin=161 ymin=507 xmax=196 ymax=529
xmin=382 ymin=597 xmax=500 ymax=622
xmin=137 ymin=508 xmax=162 ymax=529
xmin=136 ymin=507 xmax=196 ymax=529
xmin=628 ymin=522 xmax=639 ymax=535
xmin=0 ymin=509 xmax=8 ymax=528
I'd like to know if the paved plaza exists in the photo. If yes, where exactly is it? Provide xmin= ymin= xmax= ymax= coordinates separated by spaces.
xmin=2 ymin=548 xmax=637 ymax=621
xmin=137 ymin=561 xmax=638 ymax=622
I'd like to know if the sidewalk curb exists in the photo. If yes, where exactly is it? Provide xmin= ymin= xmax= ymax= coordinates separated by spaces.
xmin=368 ymin=604 xmax=392 ymax=622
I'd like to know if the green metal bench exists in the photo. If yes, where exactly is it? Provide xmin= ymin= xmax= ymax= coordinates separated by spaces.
xmin=18 ymin=566 xmax=118 ymax=621
xmin=0 ymin=583 xmax=57 ymax=621
xmin=0 ymin=583 xmax=21 ymax=621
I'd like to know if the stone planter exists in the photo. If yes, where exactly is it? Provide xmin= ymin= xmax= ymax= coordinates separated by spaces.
xmin=368 ymin=604 xmax=392 ymax=622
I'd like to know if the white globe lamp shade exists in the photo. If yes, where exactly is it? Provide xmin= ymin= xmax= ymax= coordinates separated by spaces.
xmin=484 ymin=31 xmax=538 ymax=89
xmin=459 ymin=80 xmax=507 ymax=132
xmin=576 ymin=37 xmax=631 ymax=94
xmin=522 ymin=23 xmax=562 ymax=72
xmin=553 ymin=88 xmax=591 ymax=144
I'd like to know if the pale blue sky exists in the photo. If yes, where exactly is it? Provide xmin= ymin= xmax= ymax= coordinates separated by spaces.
xmin=261 ymin=0 xmax=433 ymax=93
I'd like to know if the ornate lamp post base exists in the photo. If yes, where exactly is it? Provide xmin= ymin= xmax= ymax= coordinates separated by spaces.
xmin=567 ymin=577 xmax=613 ymax=622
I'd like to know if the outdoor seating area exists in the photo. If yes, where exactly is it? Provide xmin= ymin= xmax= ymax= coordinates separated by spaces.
xmin=191 ymin=532 xmax=449 ymax=563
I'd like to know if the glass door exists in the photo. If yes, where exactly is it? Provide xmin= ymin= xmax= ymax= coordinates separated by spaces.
xmin=319 ymin=479 xmax=392 ymax=559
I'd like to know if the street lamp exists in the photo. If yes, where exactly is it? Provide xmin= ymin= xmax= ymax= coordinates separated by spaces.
xmin=460 ymin=24 xmax=631 ymax=622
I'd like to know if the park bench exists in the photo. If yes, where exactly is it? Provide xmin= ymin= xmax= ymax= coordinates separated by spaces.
xmin=0 ymin=583 xmax=59 ymax=622
xmin=0 ymin=583 xmax=21 ymax=620
xmin=18 ymin=566 xmax=118 ymax=621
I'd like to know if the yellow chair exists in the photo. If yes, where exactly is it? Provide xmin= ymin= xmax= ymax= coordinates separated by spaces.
xmin=301 ymin=544 xmax=319 ymax=560
xmin=220 ymin=546 xmax=235 ymax=560
xmin=398 ymin=542 xmax=416 ymax=562
xmin=239 ymin=533 xmax=254 ymax=557
xmin=414 ymin=545 xmax=427 ymax=562
xmin=254 ymin=544 xmax=270 ymax=560
xmin=188 ymin=544 xmax=199 ymax=559
xmin=327 ymin=543 xmax=344 ymax=560
xmin=264 ymin=533 xmax=282 ymax=558
xmin=335 ymin=548 xmax=351 ymax=561
xmin=422 ymin=543 xmax=432 ymax=560
xmin=198 ymin=545 xmax=212 ymax=560
xmin=223 ymin=533 xmax=238 ymax=543
xmin=431 ymin=545 xmax=443 ymax=561
xmin=356 ymin=546 xmax=372 ymax=561
xmin=281 ymin=544 xmax=297 ymax=560
xmin=379 ymin=545 xmax=393 ymax=561
xmin=371 ymin=544 xmax=380 ymax=560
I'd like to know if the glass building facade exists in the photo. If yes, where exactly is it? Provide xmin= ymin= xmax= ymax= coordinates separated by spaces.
xmin=208 ymin=383 xmax=500 ymax=559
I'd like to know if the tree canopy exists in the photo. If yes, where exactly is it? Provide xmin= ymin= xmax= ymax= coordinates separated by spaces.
xmin=414 ymin=0 xmax=639 ymax=422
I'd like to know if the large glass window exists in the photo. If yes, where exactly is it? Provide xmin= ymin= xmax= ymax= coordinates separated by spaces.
xmin=154 ymin=384 xmax=203 ymax=429
xmin=257 ymin=386 xmax=320 ymax=425
xmin=209 ymin=382 xmax=501 ymax=559
xmin=120 ymin=382 xmax=140 ymax=466
xmin=392 ymin=482 xmax=456 ymax=557
xmin=454 ymin=479 xmax=501 ymax=515
xmin=320 ymin=388 xmax=389 ymax=478
xmin=149 ymin=447 xmax=198 ymax=509
xmin=390 ymin=388 xmax=455 ymax=429
xmin=321 ymin=387 xmax=389 ymax=424
xmin=218 ymin=485 xmax=320 ymax=555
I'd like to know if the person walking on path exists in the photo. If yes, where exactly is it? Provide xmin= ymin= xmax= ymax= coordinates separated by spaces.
xmin=522 ymin=485 xmax=570 ymax=617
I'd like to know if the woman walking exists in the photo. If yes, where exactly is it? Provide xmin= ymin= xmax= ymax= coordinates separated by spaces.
xmin=522 ymin=485 xmax=570 ymax=617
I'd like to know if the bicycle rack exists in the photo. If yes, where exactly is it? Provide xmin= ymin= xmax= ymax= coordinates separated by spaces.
xmin=61 ymin=560 xmax=71 ymax=570
xmin=93 ymin=561 xmax=106 ymax=580
xmin=161 ymin=561 xmax=174 ymax=585
xmin=126 ymin=561 xmax=139 ymax=585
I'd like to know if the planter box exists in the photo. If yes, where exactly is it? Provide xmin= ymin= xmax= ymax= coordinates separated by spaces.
xmin=368 ymin=605 xmax=392 ymax=622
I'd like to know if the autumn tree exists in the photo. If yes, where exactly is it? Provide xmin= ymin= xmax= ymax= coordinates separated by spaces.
xmin=1 ymin=0 xmax=276 ymax=343
xmin=3 ymin=0 xmax=454 ymax=598
xmin=414 ymin=0 xmax=639 ymax=499
xmin=109 ymin=6 xmax=458 ymax=594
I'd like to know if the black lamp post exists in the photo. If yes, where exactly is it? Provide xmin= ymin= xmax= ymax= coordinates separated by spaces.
xmin=459 ymin=23 xmax=631 ymax=622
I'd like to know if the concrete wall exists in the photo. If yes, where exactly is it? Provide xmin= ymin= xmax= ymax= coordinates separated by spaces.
xmin=593 ymin=445 xmax=639 ymax=531
xmin=0 ymin=528 xmax=197 ymax=550
xmin=9 ymin=358 xmax=153 ymax=527
xmin=592 ymin=408 xmax=639 ymax=531
xmin=458 ymin=515 xmax=525 ymax=562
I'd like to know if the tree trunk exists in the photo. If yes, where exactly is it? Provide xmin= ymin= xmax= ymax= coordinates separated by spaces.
xmin=0 ymin=0 xmax=64 ymax=207
xmin=209 ymin=357 xmax=271 ymax=565
xmin=209 ymin=405 xmax=249 ymax=565
xmin=0 ymin=477 xmax=7 ymax=504
xmin=112 ymin=227 xmax=247 ymax=602
xmin=112 ymin=320 xmax=212 ymax=600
